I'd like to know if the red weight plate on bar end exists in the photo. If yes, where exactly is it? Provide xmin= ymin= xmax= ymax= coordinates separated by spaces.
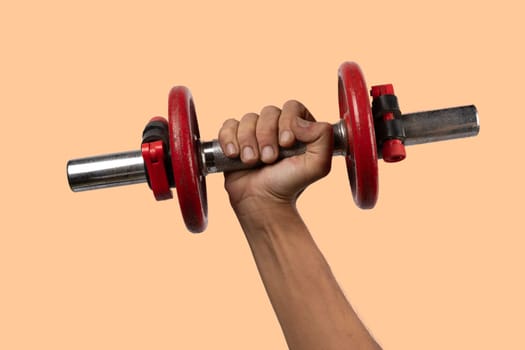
xmin=338 ymin=62 xmax=379 ymax=209
xmin=168 ymin=86 xmax=208 ymax=233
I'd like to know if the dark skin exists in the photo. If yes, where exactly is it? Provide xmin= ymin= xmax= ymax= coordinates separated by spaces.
xmin=219 ymin=100 xmax=382 ymax=350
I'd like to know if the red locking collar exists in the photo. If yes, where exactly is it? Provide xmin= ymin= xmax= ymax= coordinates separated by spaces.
xmin=371 ymin=84 xmax=406 ymax=163
xmin=142 ymin=140 xmax=172 ymax=200
xmin=141 ymin=117 xmax=173 ymax=201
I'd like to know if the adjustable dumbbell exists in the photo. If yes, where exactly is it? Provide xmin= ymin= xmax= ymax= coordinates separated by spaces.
xmin=67 ymin=61 xmax=479 ymax=233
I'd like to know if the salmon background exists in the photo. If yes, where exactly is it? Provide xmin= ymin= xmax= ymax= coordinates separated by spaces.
xmin=1 ymin=1 xmax=523 ymax=349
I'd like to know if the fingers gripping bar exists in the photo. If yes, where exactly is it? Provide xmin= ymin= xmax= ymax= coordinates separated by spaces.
xmin=66 ymin=62 xmax=480 ymax=233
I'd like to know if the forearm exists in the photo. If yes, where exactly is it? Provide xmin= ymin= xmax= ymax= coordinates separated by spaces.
xmin=235 ymin=203 xmax=381 ymax=350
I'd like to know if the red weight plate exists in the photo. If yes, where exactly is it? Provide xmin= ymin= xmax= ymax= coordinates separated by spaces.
xmin=338 ymin=62 xmax=378 ymax=209
xmin=168 ymin=86 xmax=208 ymax=233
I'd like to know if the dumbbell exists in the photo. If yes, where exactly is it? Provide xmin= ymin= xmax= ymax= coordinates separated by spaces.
xmin=67 ymin=61 xmax=479 ymax=233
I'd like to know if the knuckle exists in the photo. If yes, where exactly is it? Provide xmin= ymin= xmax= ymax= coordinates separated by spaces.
xmin=238 ymin=113 xmax=258 ymax=142
xmin=256 ymin=113 xmax=279 ymax=134
xmin=240 ymin=112 xmax=258 ymax=123
xmin=236 ymin=133 xmax=249 ymax=145
xmin=222 ymin=118 xmax=239 ymax=128
xmin=218 ymin=119 xmax=239 ymax=142
xmin=237 ymin=129 xmax=255 ymax=146
xmin=218 ymin=121 xmax=237 ymax=138
xmin=256 ymin=128 xmax=277 ymax=143
xmin=283 ymin=99 xmax=304 ymax=112
xmin=218 ymin=127 xmax=232 ymax=141
xmin=260 ymin=105 xmax=281 ymax=116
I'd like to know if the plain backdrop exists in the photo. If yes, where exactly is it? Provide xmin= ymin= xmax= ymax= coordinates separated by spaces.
xmin=1 ymin=1 xmax=523 ymax=349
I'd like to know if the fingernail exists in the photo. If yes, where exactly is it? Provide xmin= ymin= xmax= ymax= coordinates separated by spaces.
xmin=261 ymin=146 xmax=274 ymax=161
xmin=226 ymin=143 xmax=236 ymax=156
xmin=242 ymin=146 xmax=255 ymax=161
xmin=280 ymin=130 xmax=293 ymax=144
xmin=297 ymin=117 xmax=311 ymax=128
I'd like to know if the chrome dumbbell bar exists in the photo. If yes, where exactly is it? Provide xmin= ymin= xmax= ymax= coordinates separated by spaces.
xmin=67 ymin=105 xmax=479 ymax=192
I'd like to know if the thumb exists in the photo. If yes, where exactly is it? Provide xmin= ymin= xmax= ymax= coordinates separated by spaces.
xmin=290 ymin=117 xmax=333 ymax=181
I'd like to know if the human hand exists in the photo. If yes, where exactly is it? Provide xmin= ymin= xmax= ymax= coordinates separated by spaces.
xmin=218 ymin=100 xmax=333 ymax=216
xmin=217 ymin=102 xmax=382 ymax=350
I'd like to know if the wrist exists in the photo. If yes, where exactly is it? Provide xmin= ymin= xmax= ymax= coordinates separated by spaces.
xmin=231 ymin=195 xmax=296 ymax=218
xmin=232 ymin=198 xmax=302 ymax=236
